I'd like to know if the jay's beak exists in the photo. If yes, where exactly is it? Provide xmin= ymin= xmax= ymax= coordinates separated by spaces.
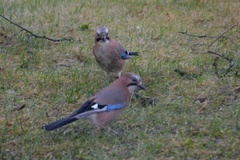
xmin=138 ymin=84 xmax=146 ymax=90
xmin=100 ymin=36 xmax=107 ymax=41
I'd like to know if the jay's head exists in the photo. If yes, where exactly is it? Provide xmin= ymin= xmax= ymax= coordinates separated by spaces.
xmin=95 ymin=26 xmax=110 ymax=42
xmin=121 ymin=72 xmax=146 ymax=93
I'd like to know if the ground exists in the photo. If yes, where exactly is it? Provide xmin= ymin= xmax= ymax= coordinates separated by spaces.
xmin=0 ymin=0 xmax=240 ymax=159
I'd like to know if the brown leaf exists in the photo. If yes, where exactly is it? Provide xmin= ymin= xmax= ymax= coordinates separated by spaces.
xmin=46 ymin=112 xmax=50 ymax=117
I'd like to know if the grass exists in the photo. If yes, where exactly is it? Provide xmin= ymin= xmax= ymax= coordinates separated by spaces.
xmin=0 ymin=0 xmax=240 ymax=159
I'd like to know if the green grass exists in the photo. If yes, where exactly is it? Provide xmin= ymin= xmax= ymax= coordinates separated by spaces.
xmin=0 ymin=0 xmax=240 ymax=159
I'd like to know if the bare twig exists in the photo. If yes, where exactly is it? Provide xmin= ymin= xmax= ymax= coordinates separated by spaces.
xmin=180 ymin=24 xmax=238 ymax=48
xmin=0 ymin=15 xmax=74 ymax=42
xmin=224 ymin=61 xmax=234 ymax=77
xmin=179 ymin=24 xmax=239 ymax=78
xmin=179 ymin=31 xmax=218 ymax=38
xmin=209 ymin=24 xmax=238 ymax=46
xmin=207 ymin=50 xmax=232 ymax=62
xmin=211 ymin=53 xmax=234 ymax=77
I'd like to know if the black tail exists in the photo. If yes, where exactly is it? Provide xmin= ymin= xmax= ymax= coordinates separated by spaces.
xmin=129 ymin=52 xmax=138 ymax=56
xmin=42 ymin=117 xmax=78 ymax=131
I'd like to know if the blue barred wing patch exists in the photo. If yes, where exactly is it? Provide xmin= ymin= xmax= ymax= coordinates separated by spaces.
xmin=106 ymin=103 xmax=126 ymax=111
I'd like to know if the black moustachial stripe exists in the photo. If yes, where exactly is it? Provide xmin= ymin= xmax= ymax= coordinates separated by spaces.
xmin=96 ymin=37 xmax=110 ymax=42
xmin=127 ymin=83 xmax=137 ymax=87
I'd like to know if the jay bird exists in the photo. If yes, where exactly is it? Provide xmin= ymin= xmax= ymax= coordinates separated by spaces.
xmin=42 ymin=72 xmax=146 ymax=131
xmin=93 ymin=26 xmax=138 ymax=78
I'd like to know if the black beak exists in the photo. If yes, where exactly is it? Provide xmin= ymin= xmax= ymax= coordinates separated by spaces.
xmin=138 ymin=84 xmax=146 ymax=90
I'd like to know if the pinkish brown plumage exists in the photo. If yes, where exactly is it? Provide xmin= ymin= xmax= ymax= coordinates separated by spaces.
xmin=42 ymin=72 xmax=145 ymax=131
xmin=93 ymin=26 xmax=138 ymax=77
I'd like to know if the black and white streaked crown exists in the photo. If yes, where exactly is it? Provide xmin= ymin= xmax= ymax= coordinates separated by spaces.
xmin=96 ymin=26 xmax=109 ymax=35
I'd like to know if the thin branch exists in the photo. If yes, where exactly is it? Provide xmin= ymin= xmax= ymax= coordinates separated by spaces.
xmin=208 ymin=50 xmax=235 ymax=77
xmin=224 ymin=61 xmax=234 ymax=77
xmin=179 ymin=31 xmax=218 ymax=38
xmin=207 ymin=50 xmax=232 ymax=62
xmin=209 ymin=24 xmax=238 ymax=46
xmin=179 ymin=24 xmax=238 ymax=47
xmin=211 ymin=53 xmax=235 ymax=77
xmin=0 ymin=15 xmax=74 ymax=42
xmin=179 ymin=24 xmax=239 ymax=78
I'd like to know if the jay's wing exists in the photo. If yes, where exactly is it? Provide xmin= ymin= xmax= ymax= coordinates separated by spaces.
xmin=42 ymin=99 xmax=94 ymax=131
xmin=42 ymin=98 xmax=126 ymax=131
xmin=110 ymin=40 xmax=138 ymax=60
xmin=120 ymin=51 xmax=139 ymax=60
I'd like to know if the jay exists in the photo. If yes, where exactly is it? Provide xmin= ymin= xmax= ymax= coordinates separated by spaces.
xmin=93 ymin=26 xmax=138 ymax=78
xmin=42 ymin=72 xmax=146 ymax=131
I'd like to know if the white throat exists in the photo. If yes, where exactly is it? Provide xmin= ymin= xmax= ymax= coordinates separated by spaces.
xmin=127 ymin=85 xmax=138 ymax=94
xmin=98 ymin=40 xmax=109 ymax=46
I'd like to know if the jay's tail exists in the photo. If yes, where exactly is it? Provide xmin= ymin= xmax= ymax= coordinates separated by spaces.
xmin=42 ymin=117 xmax=78 ymax=131
xmin=129 ymin=52 xmax=138 ymax=56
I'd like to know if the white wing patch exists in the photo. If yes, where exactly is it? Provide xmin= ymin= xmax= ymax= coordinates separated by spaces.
xmin=91 ymin=103 xmax=99 ymax=109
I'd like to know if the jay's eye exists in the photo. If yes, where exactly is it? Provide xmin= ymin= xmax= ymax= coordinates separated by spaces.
xmin=132 ymin=77 xmax=137 ymax=83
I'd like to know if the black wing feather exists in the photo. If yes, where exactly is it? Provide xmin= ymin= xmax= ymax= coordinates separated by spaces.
xmin=129 ymin=52 xmax=138 ymax=56
xmin=68 ymin=99 xmax=95 ymax=117
xmin=42 ymin=117 xmax=78 ymax=131
xmin=42 ymin=98 xmax=107 ymax=131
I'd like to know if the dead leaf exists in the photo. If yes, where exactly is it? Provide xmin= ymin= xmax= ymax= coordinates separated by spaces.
xmin=46 ymin=112 xmax=50 ymax=117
